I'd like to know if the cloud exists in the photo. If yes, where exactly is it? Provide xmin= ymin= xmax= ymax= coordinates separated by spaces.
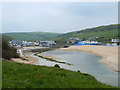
xmin=1 ymin=0 xmax=119 ymax=2
xmin=2 ymin=2 xmax=118 ymax=33
xmin=49 ymin=10 xmax=63 ymax=18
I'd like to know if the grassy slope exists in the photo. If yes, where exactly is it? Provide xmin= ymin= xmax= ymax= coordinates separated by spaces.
xmin=2 ymin=60 xmax=115 ymax=88
xmin=3 ymin=24 xmax=119 ymax=43
xmin=3 ymin=32 xmax=60 ymax=41
xmin=54 ymin=24 xmax=118 ymax=44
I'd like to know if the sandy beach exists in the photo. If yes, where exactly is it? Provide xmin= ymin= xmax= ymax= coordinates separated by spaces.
xmin=58 ymin=45 xmax=119 ymax=72
xmin=11 ymin=51 xmax=38 ymax=65
xmin=11 ymin=46 xmax=49 ymax=64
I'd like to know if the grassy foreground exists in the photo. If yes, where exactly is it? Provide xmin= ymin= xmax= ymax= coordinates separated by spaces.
xmin=2 ymin=60 xmax=115 ymax=88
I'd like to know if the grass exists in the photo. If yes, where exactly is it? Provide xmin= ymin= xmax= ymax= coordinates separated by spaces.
xmin=3 ymin=24 xmax=119 ymax=44
xmin=2 ymin=60 xmax=116 ymax=88
xmin=3 ymin=32 xmax=60 ymax=41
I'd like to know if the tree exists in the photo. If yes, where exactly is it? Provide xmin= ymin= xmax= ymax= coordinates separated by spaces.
xmin=2 ymin=37 xmax=19 ymax=60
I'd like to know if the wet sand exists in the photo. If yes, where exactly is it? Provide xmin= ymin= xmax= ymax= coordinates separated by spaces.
xmin=58 ymin=45 xmax=119 ymax=72
xmin=37 ymin=53 xmax=61 ymax=60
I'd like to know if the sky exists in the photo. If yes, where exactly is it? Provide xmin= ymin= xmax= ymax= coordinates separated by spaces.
xmin=2 ymin=2 xmax=118 ymax=33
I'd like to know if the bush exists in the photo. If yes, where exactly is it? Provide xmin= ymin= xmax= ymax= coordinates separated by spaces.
xmin=54 ymin=64 xmax=60 ymax=68
xmin=77 ymin=70 xmax=81 ymax=73
xmin=2 ymin=37 xmax=19 ymax=60
xmin=117 ymin=42 xmax=120 ymax=46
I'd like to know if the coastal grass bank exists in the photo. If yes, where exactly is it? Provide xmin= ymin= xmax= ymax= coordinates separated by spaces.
xmin=2 ymin=60 xmax=116 ymax=88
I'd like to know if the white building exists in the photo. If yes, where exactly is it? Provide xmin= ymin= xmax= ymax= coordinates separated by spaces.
xmin=39 ymin=41 xmax=55 ymax=46
xmin=111 ymin=39 xmax=120 ymax=43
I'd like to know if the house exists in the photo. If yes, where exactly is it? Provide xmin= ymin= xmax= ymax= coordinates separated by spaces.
xmin=28 ymin=42 xmax=34 ymax=46
xmin=9 ymin=40 xmax=56 ymax=47
xmin=39 ymin=41 xmax=55 ymax=47
xmin=10 ymin=40 xmax=22 ymax=46
xmin=67 ymin=38 xmax=80 ymax=44
xmin=111 ymin=39 xmax=120 ymax=43
xmin=88 ymin=37 xmax=98 ymax=41
xmin=34 ymin=42 xmax=39 ymax=46
xmin=22 ymin=41 xmax=29 ymax=47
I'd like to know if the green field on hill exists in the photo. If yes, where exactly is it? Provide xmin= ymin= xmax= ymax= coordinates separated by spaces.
xmin=2 ymin=32 xmax=60 ymax=41
xmin=3 ymin=24 xmax=119 ymax=45
xmin=2 ymin=60 xmax=115 ymax=88
xmin=54 ymin=24 xmax=119 ymax=44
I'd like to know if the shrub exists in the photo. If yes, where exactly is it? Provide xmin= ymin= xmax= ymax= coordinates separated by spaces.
xmin=77 ymin=70 xmax=81 ymax=73
xmin=2 ymin=37 xmax=19 ymax=60
xmin=54 ymin=64 xmax=60 ymax=68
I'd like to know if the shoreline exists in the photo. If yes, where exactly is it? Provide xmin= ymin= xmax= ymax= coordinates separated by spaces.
xmin=57 ymin=45 xmax=119 ymax=72
xmin=11 ymin=52 xmax=38 ymax=65
xmin=11 ymin=47 xmax=59 ymax=65
xmin=10 ymin=47 xmax=46 ymax=65
xmin=35 ymin=53 xmax=72 ymax=65
xmin=11 ymin=45 xmax=119 ymax=72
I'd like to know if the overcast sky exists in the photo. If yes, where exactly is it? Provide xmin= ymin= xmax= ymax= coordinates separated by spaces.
xmin=2 ymin=2 xmax=118 ymax=33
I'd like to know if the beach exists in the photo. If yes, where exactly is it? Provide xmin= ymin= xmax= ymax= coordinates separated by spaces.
xmin=11 ymin=52 xmax=38 ymax=64
xmin=11 ymin=46 xmax=52 ymax=65
xmin=11 ymin=46 xmax=46 ymax=64
xmin=58 ymin=45 xmax=119 ymax=72
xmin=11 ymin=45 xmax=119 ymax=72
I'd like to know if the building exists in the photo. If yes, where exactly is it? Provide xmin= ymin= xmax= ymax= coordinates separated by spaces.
xmin=9 ymin=40 xmax=22 ymax=46
xmin=88 ymin=37 xmax=98 ymax=41
xmin=34 ymin=42 xmax=39 ymax=46
xmin=9 ymin=40 xmax=35 ymax=47
xmin=28 ymin=42 xmax=34 ymax=46
xmin=111 ymin=39 xmax=120 ymax=43
xmin=67 ymin=38 xmax=80 ymax=44
xmin=75 ymin=40 xmax=101 ymax=46
xmin=39 ymin=41 xmax=55 ymax=47
xmin=9 ymin=40 xmax=56 ymax=47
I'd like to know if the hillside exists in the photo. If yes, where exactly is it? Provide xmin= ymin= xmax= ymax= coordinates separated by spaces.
xmin=3 ymin=32 xmax=60 ymax=41
xmin=55 ymin=24 xmax=119 ymax=44
xmin=3 ymin=24 xmax=119 ymax=44
xmin=2 ymin=60 xmax=115 ymax=88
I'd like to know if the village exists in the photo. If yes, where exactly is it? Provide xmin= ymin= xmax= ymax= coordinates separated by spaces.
xmin=9 ymin=40 xmax=56 ymax=48
xmin=67 ymin=37 xmax=120 ymax=46
xmin=9 ymin=37 xmax=120 ymax=49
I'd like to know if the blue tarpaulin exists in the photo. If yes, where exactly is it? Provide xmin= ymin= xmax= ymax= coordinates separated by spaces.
xmin=75 ymin=41 xmax=101 ymax=46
